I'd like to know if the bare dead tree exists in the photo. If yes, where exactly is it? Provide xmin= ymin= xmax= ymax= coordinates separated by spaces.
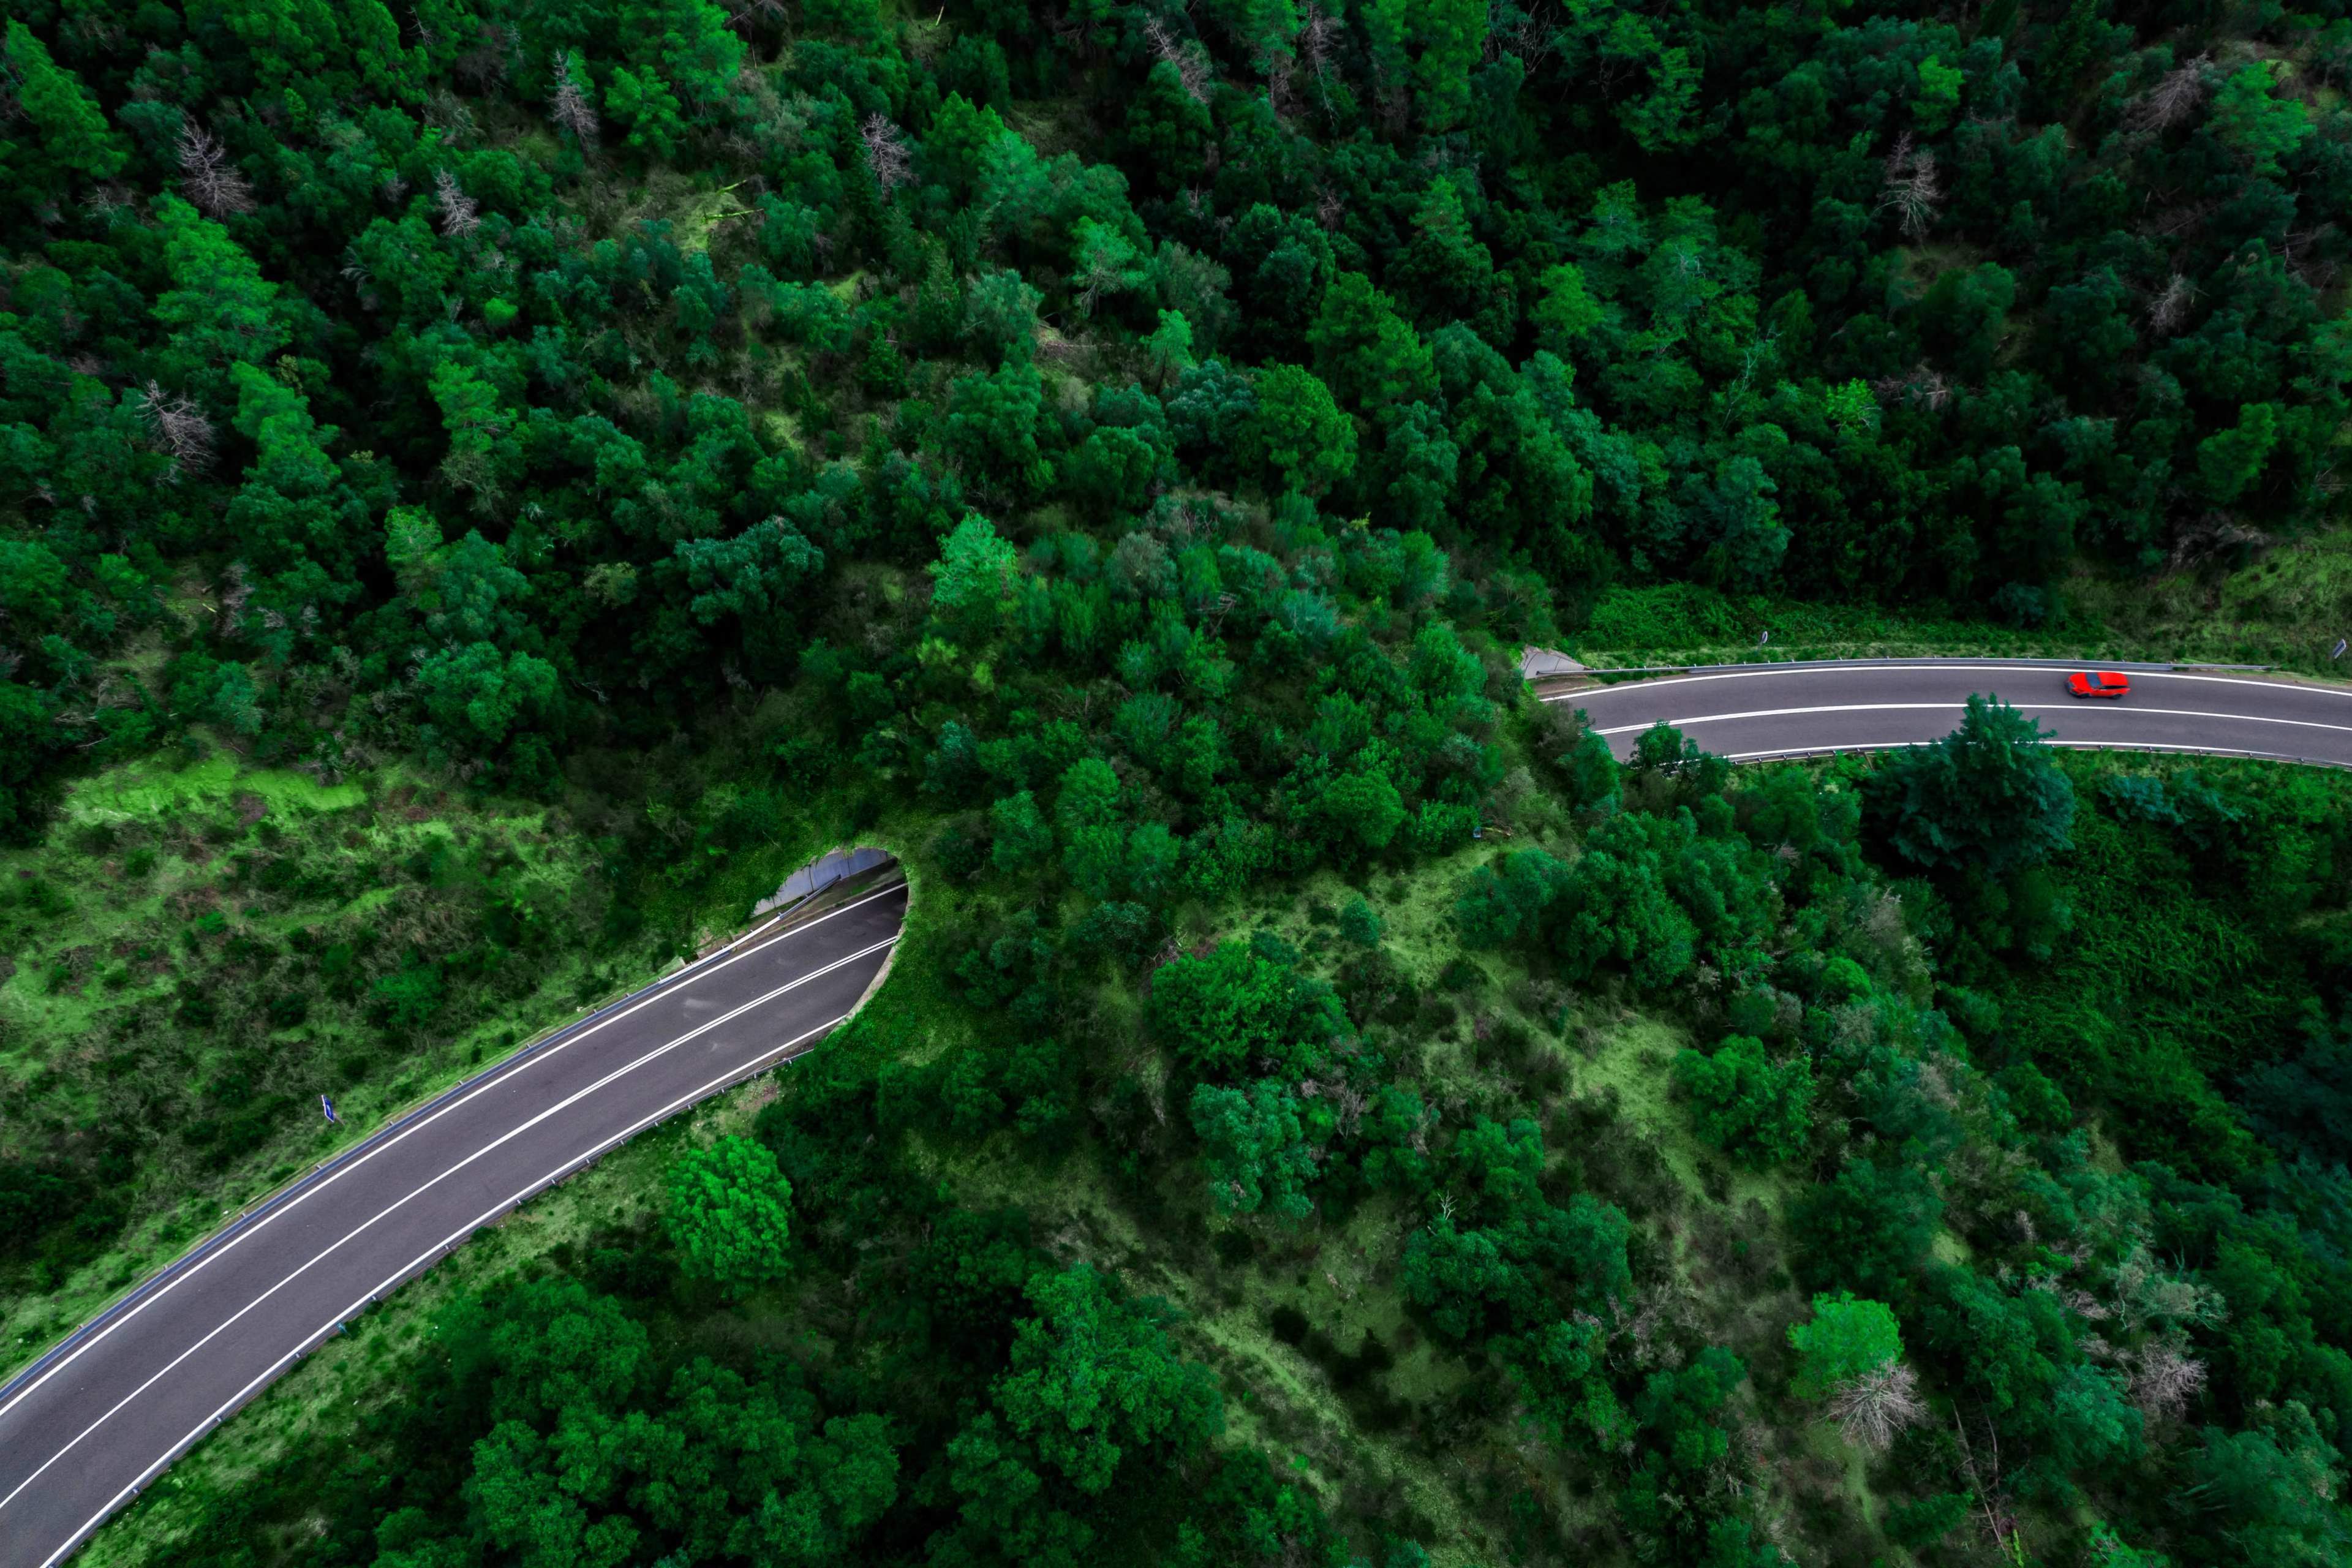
xmin=136 ymin=381 xmax=215 ymax=472
xmin=1874 ymin=366 xmax=1954 ymax=410
xmin=1267 ymin=54 xmax=1297 ymax=119
xmin=1493 ymin=2 xmax=1560 ymax=69
xmin=216 ymin=562 xmax=253 ymax=641
xmin=1827 ymin=1361 xmax=1926 ymax=1450
xmin=82 ymin=184 xmax=134 ymax=220
xmin=1952 ymin=1408 xmax=2021 ymax=1560
xmin=717 ymin=0 xmax=788 ymax=34
xmin=2109 ymin=1240 xmax=2230 ymax=1333
xmin=1144 ymin=17 xmax=1212 ymax=103
xmin=1302 ymin=4 xmax=1340 ymax=88
xmin=1296 ymin=1076 xmax=1370 ymax=1137
xmin=2147 ymin=199 xmax=2218 ymax=239
xmin=340 ymin=246 xmax=375 ymax=290
xmin=62 ymin=10 xmax=126 ymax=54
xmin=1881 ymin=134 xmax=1943 ymax=243
xmin=549 ymin=54 xmax=600 ymax=143
xmin=2284 ymin=225 xmax=2341 ymax=291
xmin=2128 ymin=1338 xmax=2208 ymax=1421
xmin=423 ymin=88 xmax=481 ymax=144
xmin=177 ymin=121 xmax=255 ymax=217
xmin=453 ymin=21 xmax=514 ymax=92
xmin=861 ymin=113 xmax=912 ymax=192
xmin=433 ymin=169 xmax=480 ymax=236
xmin=2171 ymin=511 xmax=2273 ymax=568
xmin=2148 ymin=271 xmax=2196 ymax=336
xmin=2126 ymin=54 xmax=2211 ymax=131
xmin=2305 ymin=434 xmax=2348 ymax=501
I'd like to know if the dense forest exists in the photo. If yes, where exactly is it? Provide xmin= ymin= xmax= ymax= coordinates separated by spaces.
xmin=4 ymin=0 xmax=2352 ymax=1560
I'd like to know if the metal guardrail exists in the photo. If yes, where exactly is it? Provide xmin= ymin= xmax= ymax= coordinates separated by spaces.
xmin=0 ymin=859 xmax=903 ymax=1405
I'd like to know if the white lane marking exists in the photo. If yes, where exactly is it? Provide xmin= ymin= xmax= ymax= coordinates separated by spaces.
xmin=2120 ymin=671 xmax=2352 ymax=698
xmin=1595 ymin=703 xmax=1955 ymax=735
xmin=2040 ymin=740 xmax=2348 ymax=760
xmin=1591 ymin=701 xmax=2352 ymax=739
xmin=0 ymin=888 xmax=908 ymax=1429
xmin=1 ymin=935 xmax=894 ymax=1526
xmin=1721 ymin=739 xmax=2343 ymax=764
xmin=0 ymin=883 xmax=903 ymax=1426
xmin=1544 ymin=665 xmax=2352 ymax=703
xmin=35 ymin=1003 xmax=867 ymax=1568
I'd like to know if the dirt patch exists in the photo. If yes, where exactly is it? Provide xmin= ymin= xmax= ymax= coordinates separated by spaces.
xmin=108 ymin=937 xmax=171 ymax=979
xmin=168 ymin=886 xmax=221 ymax=919
xmin=54 ymin=947 xmax=96 ymax=992
xmin=235 ymin=791 xmax=270 ymax=826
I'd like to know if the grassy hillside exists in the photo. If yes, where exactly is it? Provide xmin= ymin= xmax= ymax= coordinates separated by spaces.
xmin=1570 ymin=534 xmax=2352 ymax=671
xmin=0 ymin=739 xmax=843 ymax=1365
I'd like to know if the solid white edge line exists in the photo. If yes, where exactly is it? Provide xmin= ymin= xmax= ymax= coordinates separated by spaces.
xmin=36 ymin=1006 xmax=864 ymax=1568
xmin=1592 ymin=702 xmax=2352 ymax=738
xmin=0 ymin=933 xmax=897 ymax=1521
xmin=1594 ymin=703 xmax=1959 ymax=735
xmin=1544 ymin=665 xmax=2352 ymax=701
xmin=1718 ymin=739 xmax=2341 ymax=764
xmin=0 ymin=881 xmax=906 ymax=1427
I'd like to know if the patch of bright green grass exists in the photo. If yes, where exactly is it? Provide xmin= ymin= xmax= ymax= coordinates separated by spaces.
xmin=0 ymin=747 xmax=774 ymax=1378
xmin=1570 ymin=534 xmax=2352 ymax=674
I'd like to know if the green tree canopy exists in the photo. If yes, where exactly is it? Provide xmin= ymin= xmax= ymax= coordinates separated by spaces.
xmin=1865 ymin=695 xmax=2076 ymax=878
xmin=1189 ymin=1078 xmax=1322 ymax=1218
xmin=1245 ymin=364 xmax=1356 ymax=497
xmin=992 ymin=1264 xmax=1224 ymax=1492
xmin=665 ymin=1134 xmax=794 ymax=1298
xmin=1676 ymin=1034 xmax=1815 ymax=1167
xmin=3 ymin=22 xmax=124 ymax=181
xmin=1149 ymin=938 xmax=1337 ymax=1078
xmin=930 ymin=513 xmax=1021 ymax=635
xmin=1786 ymin=1292 xmax=1904 ymax=1400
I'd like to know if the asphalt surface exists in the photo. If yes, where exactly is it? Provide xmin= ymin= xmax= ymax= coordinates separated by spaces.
xmin=1547 ymin=658 xmax=2352 ymax=767
xmin=0 ymin=879 xmax=908 ymax=1568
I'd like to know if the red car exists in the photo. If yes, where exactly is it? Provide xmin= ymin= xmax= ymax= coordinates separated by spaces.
xmin=2067 ymin=670 xmax=2131 ymax=699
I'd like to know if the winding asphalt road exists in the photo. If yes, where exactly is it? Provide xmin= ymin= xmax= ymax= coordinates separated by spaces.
xmin=1547 ymin=658 xmax=2352 ymax=767
xmin=0 ymin=878 xmax=907 ymax=1568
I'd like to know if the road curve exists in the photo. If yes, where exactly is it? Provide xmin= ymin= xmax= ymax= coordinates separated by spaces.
xmin=0 ymin=879 xmax=908 ymax=1568
xmin=1546 ymin=658 xmax=2352 ymax=767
